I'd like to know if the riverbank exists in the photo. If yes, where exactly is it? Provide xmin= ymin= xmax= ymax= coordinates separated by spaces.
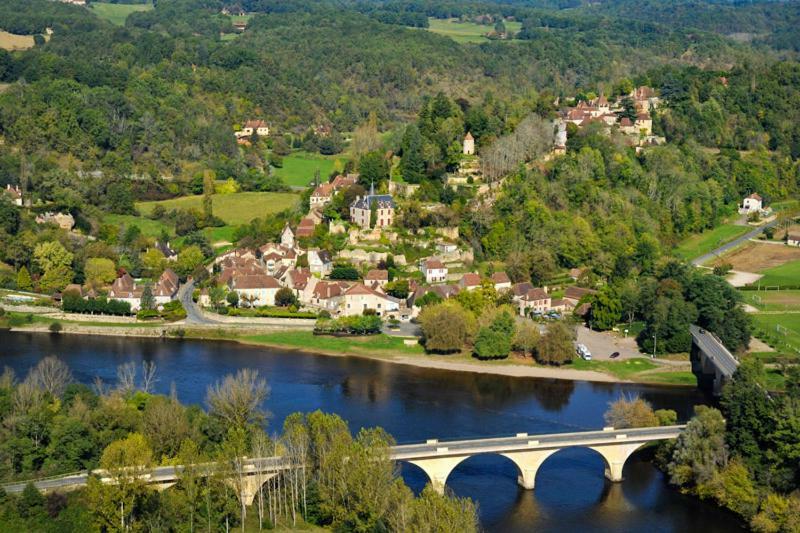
xmin=5 ymin=319 xmax=697 ymax=387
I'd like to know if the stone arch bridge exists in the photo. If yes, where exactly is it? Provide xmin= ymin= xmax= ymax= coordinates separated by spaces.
xmin=2 ymin=426 xmax=684 ymax=502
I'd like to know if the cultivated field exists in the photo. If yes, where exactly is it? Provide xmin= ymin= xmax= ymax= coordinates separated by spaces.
xmin=273 ymin=151 xmax=341 ymax=188
xmin=89 ymin=2 xmax=153 ymax=26
xmin=673 ymin=223 xmax=750 ymax=261
xmin=713 ymin=241 xmax=800 ymax=274
xmin=136 ymin=192 xmax=299 ymax=225
xmin=0 ymin=30 xmax=35 ymax=51
xmin=426 ymin=18 xmax=522 ymax=44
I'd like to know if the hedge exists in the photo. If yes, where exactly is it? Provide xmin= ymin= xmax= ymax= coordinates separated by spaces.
xmin=314 ymin=315 xmax=382 ymax=335
xmin=62 ymin=292 xmax=131 ymax=316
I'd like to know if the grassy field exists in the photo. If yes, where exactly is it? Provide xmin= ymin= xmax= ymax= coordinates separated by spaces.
xmin=89 ymin=2 xmax=153 ymax=26
xmin=751 ymin=313 xmax=800 ymax=355
xmin=740 ymin=290 xmax=800 ymax=311
xmin=570 ymin=357 xmax=659 ymax=380
xmin=426 ymin=18 xmax=522 ymax=44
xmin=245 ymin=331 xmax=424 ymax=355
xmin=136 ymin=192 xmax=299 ymax=225
xmin=673 ymin=223 xmax=750 ymax=261
xmin=0 ymin=30 xmax=35 ymax=51
xmin=757 ymin=260 xmax=800 ymax=287
xmin=273 ymin=152 xmax=341 ymax=188
xmin=104 ymin=214 xmax=173 ymax=238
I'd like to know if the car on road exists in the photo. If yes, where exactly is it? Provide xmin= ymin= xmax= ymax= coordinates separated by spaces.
xmin=576 ymin=344 xmax=592 ymax=361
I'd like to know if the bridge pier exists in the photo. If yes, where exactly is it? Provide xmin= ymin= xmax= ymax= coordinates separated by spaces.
xmin=226 ymin=473 xmax=279 ymax=506
xmin=406 ymin=456 xmax=469 ymax=495
xmin=501 ymin=450 xmax=559 ymax=490
xmin=589 ymin=442 xmax=645 ymax=483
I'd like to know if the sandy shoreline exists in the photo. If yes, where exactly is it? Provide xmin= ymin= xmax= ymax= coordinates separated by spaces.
xmin=8 ymin=325 xmax=689 ymax=387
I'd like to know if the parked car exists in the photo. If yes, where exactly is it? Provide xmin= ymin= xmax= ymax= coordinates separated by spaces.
xmin=610 ymin=351 xmax=620 ymax=359
xmin=576 ymin=344 xmax=592 ymax=361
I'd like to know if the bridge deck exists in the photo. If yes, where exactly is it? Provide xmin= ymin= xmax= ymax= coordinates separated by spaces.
xmin=690 ymin=325 xmax=739 ymax=378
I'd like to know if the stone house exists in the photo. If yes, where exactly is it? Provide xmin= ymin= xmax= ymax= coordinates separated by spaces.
xmin=463 ymin=132 xmax=475 ymax=155
xmin=349 ymin=183 xmax=395 ymax=229
xmin=340 ymin=283 xmax=399 ymax=317
xmin=308 ymin=249 xmax=333 ymax=276
xmin=421 ymin=259 xmax=448 ymax=284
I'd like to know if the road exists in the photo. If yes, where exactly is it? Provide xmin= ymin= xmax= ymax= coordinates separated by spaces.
xmin=692 ymin=219 xmax=778 ymax=266
xmin=178 ymin=279 xmax=218 ymax=324
xmin=689 ymin=325 xmax=739 ymax=378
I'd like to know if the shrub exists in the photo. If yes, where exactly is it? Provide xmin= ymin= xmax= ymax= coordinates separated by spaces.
xmin=314 ymin=315 xmax=383 ymax=335
xmin=136 ymin=309 xmax=160 ymax=321
xmin=419 ymin=302 xmax=476 ymax=353
xmin=48 ymin=321 xmax=62 ymax=333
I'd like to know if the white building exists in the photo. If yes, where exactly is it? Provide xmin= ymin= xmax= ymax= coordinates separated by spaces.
xmin=308 ymin=249 xmax=333 ymax=276
xmin=463 ymin=132 xmax=475 ymax=155
xmin=421 ymin=259 xmax=448 ymax=284
xmin=740 ymin=193 xmax=763 ymax=214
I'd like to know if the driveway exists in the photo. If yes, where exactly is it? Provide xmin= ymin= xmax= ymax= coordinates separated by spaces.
xmin=382 ymin=321 xmax=422 ymax=337
xmin=575 ymin=326 xmax=645 ymax=360
xmin=692 ymin=219 xmax=778 ymax=266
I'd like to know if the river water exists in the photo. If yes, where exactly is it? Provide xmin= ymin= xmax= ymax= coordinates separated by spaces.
xmin=0 ymin=331 xmax=744 ymax=532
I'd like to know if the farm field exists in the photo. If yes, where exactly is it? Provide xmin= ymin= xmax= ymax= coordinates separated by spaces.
xmin=426 ymin=18 xmax=522 ymax=44
xmin=713 ymin=241 xmax=800 ymax=278
xmin=89 ymin=2 xmax=153 ymax=26
xmin=0 ymin=30 xmax=35 ymax=51
xmin=673 ymin=223 xmax=750 ymax=261
xmin=104 ymin=214 xmax=172 ymax=238
xmin=273 ymin=151 xmax=341 ymax=188
xmin=136 ymin=192 xmax=299 ymax=225
xmin=758 ymin=259 xmax=800 ymax=287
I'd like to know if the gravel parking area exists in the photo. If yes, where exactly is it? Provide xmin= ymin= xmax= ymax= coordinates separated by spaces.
xmin=575 ymin=325 xmax=646 ymax=360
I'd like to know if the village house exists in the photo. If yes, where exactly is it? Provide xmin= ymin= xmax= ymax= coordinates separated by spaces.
xmin=564 ymin=286 xmax=597 ymax=317
xmin=296 ymin=217 xmax=317 ymax=239
xmin=350 ymin=183 xmax=395 ymax=229
xmin=421 ymin=259 xmax=448 ymax=284
xmin=280 ymin=223 xmax=295 ymax=248
xmin=459 ymin=272 xmax=482 ymax=291
xmin=35 ymin=212 xmax=75 ymax=231
xmin=463 ymin=132 xmax=475 ymax=155
xmin=331 ymin=174 xmax=358 ymax=190
xmin=234 ymin=120 xmax=270 ymax=138
xmin=152 ymin=269 xmax=179 ymax=306
xmin=154 ymin=241 xmax=178 ymax=262
xmin=309 ymin=280 xmax=344 ymax=312
xmin=491 ymin=272 xmax=512 ymax=291
xmin=340 ymin=283 xmax=399 ymax=318
xmin=518 ymin=287 xmax=551 ymax=316
xmin=214 ymin=248 xmax=257 ymax=266
xmin=740 ymin=193 xmax=763 ymax=214
xmin=4 ymin=184 xmax=22 ymax=206
xmin=308 ymin=249 xmax=333 ymax=276
xmin=436 ymin=241 xmax=458 ymax=254
xmin=365 ymin=269 xmax=389 ymax=288
xmin=108 ymin=273 xmax=143 ymax=311
xmin=310 ymin=182 xmax=334 ymax=209
xmin=511 ymin=282 xmax=534 ymax=301
xmin=227 ymin=271 xmax=281 ymax=307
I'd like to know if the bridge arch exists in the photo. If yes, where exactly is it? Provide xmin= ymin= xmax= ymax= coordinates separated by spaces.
xmin=402 ymin=441 xmax=649 ymax=495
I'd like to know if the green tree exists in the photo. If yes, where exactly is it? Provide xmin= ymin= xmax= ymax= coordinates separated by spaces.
xmin=39 ymin=264 xmax=73 ymax=293
xmin=140 ymin=283 xmax=155 ymax=311
xmin=419 ymin=302 xmax=476 ymax=353
xmin=589 ymin=286 xmax=622 ymax=331
xmin=84 ymin=257 xmax=116 ymax=289
xmin=34 ymin=241 xmax=73 ymax=273
xmin=535 ymin=322 xmax=575 ymax=365
xmin=275 ymin=287 xmax=297 ymax=307
xmin=399 ymin=124 xmax=426 ymax=184
xmin=668 ymin=405 xmax=728 ymax=488
xmin=604 ymin=396 xmax=659 ymax=428
xmin=358 ymin=151 xmax=389 ymax=187
xmin=16 ymin=266 xmax=32 ymax=291
xmin=176 ymin=245 xmax=204 ymax=278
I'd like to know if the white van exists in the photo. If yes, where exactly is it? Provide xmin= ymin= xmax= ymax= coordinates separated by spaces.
xmin=576 ymin=344 xmax=592 ymax=361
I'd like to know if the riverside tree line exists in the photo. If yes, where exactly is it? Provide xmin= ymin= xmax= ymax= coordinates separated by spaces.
xmin=0 ymin=358 xmax=478 ymax=531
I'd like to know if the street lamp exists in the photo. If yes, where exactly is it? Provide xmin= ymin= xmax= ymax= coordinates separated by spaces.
xmin=652 ymin=332 xmax=657 ymax=359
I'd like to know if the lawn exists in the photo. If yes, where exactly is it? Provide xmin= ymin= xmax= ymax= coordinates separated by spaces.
xmin=89 ymin=2 xmax=153 ymax=26
xmin=425 ymin=18 xmax=522 ymax=44
xmin=638 ymin=371 xmax=697 ymax=386
xmin=740 ymin=289 xmax=800 ymax=311
xmin=245 ymin=331 xmax=424 ymax=355
xmin=104 ymin=214 xmax=173 ymax=238
xmin=273 ymin=152 xmax=342 ymax=188
xmin=136 ymin=192 xmax=299 ymax=225
xmin=751 ymin=313 xmax=800 ymax=354
xmin=757 ymin=260 xmax=800 ymax=287
xmin=570 ymin=357 xmax=659 ymax=380
xmin=673 ymin=223 xmax=750 ymax=261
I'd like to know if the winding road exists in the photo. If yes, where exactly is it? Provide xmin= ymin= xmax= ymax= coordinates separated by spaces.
xmin=692 ymin=219 xmax=778 ymax=266
xmin=178 ymin=279 xmax=218 ymax=325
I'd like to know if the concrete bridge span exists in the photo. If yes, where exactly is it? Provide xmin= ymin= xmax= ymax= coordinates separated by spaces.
xmin=392 ymin=425 xmax=685 ymax=494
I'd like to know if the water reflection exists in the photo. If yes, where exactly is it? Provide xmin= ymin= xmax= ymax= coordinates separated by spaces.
xmin=0 ymin=331 xmax=743 ymax=532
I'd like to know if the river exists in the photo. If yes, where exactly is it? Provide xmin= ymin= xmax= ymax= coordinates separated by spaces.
xmin=0 ymin=331 xmax=744 ymax=532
